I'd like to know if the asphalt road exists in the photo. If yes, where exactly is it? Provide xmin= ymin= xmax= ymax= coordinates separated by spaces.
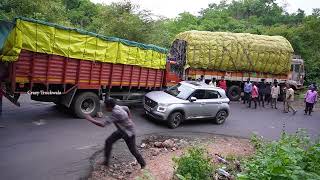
xmin=0 ymin=95 xmax=319 ymax=180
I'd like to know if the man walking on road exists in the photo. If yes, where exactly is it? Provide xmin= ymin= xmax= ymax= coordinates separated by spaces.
xmin=265 ymin=82 xmax=271 ymax=105
xmin=284 ymin=84 xmax=297 ymax=115
xmin=271 ymin=81 xmax=280 ymax=109
xmin=243 ymin=78 xmax=252 ymax=104
xmin=258 ymin=79 xmax=266 ymax=107
xmin=85 ymin=98 xmax=146 ymax=168
xmin=304 ymin=87 xmax=318 ymax=116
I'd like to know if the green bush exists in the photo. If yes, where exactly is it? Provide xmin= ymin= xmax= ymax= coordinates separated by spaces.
xmin=302 ymin=141 xmax=320 ymax=176
xmin=173 ymin=146 xmax=213 ymax=180
xmin=238 ymin=130 xmax=320 ymax=180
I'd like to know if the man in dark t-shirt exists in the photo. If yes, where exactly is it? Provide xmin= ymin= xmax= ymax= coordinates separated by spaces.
xmin=265 ymin=82 xmax=271 ymax=105
xmin=85 ymin=98 xmax=146 ymax=168
xmin=258 ymin=79 xmax=266 ymax=107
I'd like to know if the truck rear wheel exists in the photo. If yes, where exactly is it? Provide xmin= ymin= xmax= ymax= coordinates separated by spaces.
xmin=227 ymin=85 xmax=241 ymax=101
xmin=72 ymin=92 xmax=100 ymax=118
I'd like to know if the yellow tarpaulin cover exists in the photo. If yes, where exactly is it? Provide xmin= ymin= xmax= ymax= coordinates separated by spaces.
xmin=0 ymin=17 xmax=167 ymax=69
xmin=175 ymin=31 xmax=294 ymax=74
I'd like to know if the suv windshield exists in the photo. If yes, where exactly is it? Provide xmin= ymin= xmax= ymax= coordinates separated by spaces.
xmin=164 ymin=83 xmax=194 ymax=100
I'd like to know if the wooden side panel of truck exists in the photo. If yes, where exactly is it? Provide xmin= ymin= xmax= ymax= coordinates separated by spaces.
xmin=9 ymin=50 xmax=164 ymax=93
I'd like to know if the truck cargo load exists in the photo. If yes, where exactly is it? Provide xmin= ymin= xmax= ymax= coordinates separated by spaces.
xmin=172 ymin=30 xmax=293 ymax=75
xmin=0 ymin=17 xmax=167 ymax=69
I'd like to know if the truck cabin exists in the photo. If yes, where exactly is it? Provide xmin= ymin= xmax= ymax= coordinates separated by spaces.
xmin=289 ymin=55 xmax=305 ymax=88
xmin=165 ymin=39 xmax=187 ymax=85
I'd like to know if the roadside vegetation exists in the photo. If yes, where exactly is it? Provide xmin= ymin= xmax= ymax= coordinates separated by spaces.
xmin=172 ymin=130 xmax=320 ymax=180
xmin=89 ymin=131 xmax=319 ymax=179
xmin=1 ymin=0 xmax=320 ymax=84
xmin=238 ymin=130 xmax=320 ymax=180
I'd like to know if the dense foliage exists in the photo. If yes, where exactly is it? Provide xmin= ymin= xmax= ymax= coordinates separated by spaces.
xmin=239 ymin=130 xmax=320 ymax=179
xmin=1 ymin=0 xmax=319 ymax=83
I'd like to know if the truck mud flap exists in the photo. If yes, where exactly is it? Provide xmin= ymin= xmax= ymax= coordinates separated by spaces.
xmin=61 ymin=87 xmax=77 ymax=108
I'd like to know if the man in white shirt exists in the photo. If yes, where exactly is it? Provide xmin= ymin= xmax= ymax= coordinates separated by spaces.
xmin=271 ymin=82 xmax=280 ymax=109
xmin=284 ymin=84 xmax=297 ymax=115
xmin=209 ymin=77 xmax=217 ymax=87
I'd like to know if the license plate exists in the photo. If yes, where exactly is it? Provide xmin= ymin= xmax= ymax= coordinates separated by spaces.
xmin=144 ymin=104 xmax=151 ymax=112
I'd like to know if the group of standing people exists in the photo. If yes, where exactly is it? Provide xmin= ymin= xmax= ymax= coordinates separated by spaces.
xmin=243 ymin=78 xmax=318 ymax=115
xmin=243 ymin=78 xmax=271 ymax=109
xmin=197 ymin=75 xmax=318 ymax=116
xmin=243 ymin=78 xmax=313 ymax=115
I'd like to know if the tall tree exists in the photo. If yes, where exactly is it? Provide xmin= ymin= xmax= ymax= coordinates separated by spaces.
xmin=0 ymin=0 xmax=319 ymax=83
xmin=0 ymin=0 xmax=68 ymax=24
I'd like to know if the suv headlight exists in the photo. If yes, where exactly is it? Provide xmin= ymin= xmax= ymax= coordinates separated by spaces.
xmin=156 ymin=104 xmax=168 ymax=112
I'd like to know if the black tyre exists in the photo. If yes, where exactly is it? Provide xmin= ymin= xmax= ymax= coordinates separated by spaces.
xmin=214 ymin=110 xmax=228 ymax=124
xmin=72 ymin=92 xmax=100 ymax=118
xmin=227 ymin=85 xmax=241 ymax=101
xmin=167 ymin=112 xmax=183 ymax=129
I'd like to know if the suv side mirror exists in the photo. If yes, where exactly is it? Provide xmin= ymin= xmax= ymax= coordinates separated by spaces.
xmin=190 ymin=97 xmax=197 ymax=102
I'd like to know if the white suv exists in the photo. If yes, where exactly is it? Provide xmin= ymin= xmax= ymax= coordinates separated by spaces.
xmin=144 ymin=81 xmax=230 ymax=128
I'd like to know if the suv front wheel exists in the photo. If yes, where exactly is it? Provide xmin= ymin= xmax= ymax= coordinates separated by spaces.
xmin=214 ymin=110 xmax=228 ymax=124
xmin=167 ymin=112 xmax=183 ymax=129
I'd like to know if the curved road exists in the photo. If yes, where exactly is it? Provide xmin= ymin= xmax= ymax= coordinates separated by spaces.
xmin=0 ymin=95 xmax=319 ymax=180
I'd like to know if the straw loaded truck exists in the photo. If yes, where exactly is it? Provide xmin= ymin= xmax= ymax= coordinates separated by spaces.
xmin=168 ymin=31 xmax=305 ymax=101
xmin=0 ymin=17 xmax=304 ymax=118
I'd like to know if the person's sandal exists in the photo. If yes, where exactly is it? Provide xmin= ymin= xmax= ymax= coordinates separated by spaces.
xmin=293 ymin=110 xmax=297 ymax=115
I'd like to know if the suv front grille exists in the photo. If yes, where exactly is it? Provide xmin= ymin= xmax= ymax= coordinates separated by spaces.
xmin=144 ymin=96 xmax=157 ymax=108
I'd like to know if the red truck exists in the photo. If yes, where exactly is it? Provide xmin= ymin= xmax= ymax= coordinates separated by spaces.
xmin=0 ymin=17 xmax=180 ymax=118
xmin=0 ymin=18 xmax=304 ymax=118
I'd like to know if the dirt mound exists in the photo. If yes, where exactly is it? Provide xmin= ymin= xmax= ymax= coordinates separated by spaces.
xmin=88 ymin=135 xmax=254 ymax=180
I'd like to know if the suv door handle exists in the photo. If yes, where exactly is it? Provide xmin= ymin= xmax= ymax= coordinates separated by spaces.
xmin=201 ymin=102 xmax=206 ymax=105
